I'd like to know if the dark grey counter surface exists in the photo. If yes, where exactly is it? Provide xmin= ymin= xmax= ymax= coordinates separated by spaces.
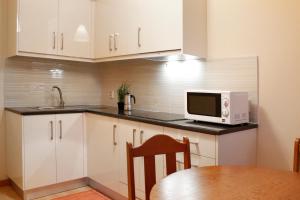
xmin=5 ymin=106 xmax=258 ymax=135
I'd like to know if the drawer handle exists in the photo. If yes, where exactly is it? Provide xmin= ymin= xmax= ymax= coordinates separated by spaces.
xmin=113 ymin=124 xmax=117 ymax=146
xmin=176 ymin=160 xmax=197 ymax=168
xmin=176 ymin=139 xmax=199 ymax=145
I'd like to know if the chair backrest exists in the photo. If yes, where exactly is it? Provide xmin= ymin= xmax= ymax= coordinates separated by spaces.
xmin=294 ymin=138 xmax=300 ymax=172
xmin=126 ymin=134 xmax=191 ymax=200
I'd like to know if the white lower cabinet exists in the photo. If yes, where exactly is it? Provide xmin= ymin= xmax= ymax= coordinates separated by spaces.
xmin=86 ymin=114 xmax=120 ymax=191
xmin=55 ymin=114 xmax=85 ymax=183
xmin=23 ymin=115 xmax=57 ymax=189
xmin=6 ymin=112 xmax=85 ymax=190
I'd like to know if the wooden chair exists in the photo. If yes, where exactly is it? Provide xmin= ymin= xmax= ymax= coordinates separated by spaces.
xmin=294 ymin=138 xmax=300 ymax=172
xmin=126 ymin=134 xmax=191 ymax=200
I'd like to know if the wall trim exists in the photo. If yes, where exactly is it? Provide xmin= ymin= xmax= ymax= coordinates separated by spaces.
xmin=0 ymin=179 xmax=10 ymax=187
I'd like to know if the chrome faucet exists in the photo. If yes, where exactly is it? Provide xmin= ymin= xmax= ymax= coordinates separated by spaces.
xmin=52 ymin=86 xmax=65 ymax=107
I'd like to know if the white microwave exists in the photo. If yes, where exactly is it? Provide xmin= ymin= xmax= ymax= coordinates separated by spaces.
xmin=185 ymin=90 xmax=249 ymax=125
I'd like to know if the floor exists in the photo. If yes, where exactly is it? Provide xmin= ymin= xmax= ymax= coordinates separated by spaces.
xmin=0 ymin=186 xmax=97 ymax=200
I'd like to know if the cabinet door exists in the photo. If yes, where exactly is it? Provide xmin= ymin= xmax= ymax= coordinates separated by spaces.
xmin=95 ymin=0 xmax=131 ymax=58
xmin=118 ymin=120 xmax=140 ymax=196
xmin=18 ymin=0 xmax=58 ymax=55
xmin=130 ymin=0 xmax=182 ymax=54
xmin=59 ymin=0 xmax=93 ymax=58
xmin=94 ymin=0 xmax=115 ymax=58
xmin=137 ymin=123 xmax=164 ymax=199
xmin=86 ymin=114 xmax=119 ymax=190
xmin=23 ymin=115 xmax=56 ymax=190
xmin=56 ymin=114 xmax=84 ymax=183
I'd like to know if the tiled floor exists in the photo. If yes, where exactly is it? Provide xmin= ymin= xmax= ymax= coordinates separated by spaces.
xmin=0 ymin=186 xmax=94 ymax=200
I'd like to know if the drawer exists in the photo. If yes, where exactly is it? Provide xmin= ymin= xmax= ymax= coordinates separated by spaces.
xmin=176 ymin=154 xmax=216 ymax=170
xmin=164 ymin=127 xmax=216 ymax=158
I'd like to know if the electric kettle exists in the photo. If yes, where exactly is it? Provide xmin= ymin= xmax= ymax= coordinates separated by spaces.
xmin=124 ymin=93 xmax=136 ymax=111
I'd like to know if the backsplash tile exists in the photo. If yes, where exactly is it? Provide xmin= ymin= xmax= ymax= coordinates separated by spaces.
xmin=99 ymin=57 xmax=258 ymax=122
xmin=4 ymin=57 xmax=102 ymax=107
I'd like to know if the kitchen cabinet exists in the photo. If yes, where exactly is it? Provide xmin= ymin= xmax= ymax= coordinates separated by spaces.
xmin=56 ymin=114 xmax=85 ymax=183
xmin=8 ymin=0 xmax=206 ymax=62
xmin=18 ymin=0 xmax=58 ymax=55
xmin=59 ymin=0 xmax=93 ymax=58
xmin=137 ymin=123 xmax=165 ymax=197
xmin=126 ymin=0 xmax=182 ymax=55
xmin=86 ymin=114 xmax=119 ymax=191
xmin=94 ymin=0 xmax=130 ymax=58
xmin=117 ymin=119 xmax=142 ymax=197
xmin=23 ymin=115 xmax=57 ymax=189
xmin=6 ymin=112 xmax=85 ymax=190
xmin=8 ymin=0 xmax=94 ymax=60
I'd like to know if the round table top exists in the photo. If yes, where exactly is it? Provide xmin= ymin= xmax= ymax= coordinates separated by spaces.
xmin=150 ymin=166 xmax=300 ymax=200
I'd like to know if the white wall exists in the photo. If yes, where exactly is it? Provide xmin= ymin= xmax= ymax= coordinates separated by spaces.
xmin=0 ymin=0 xmax=7 ymax=180
xmin=207 ymin=0 xmax=300 ymax=170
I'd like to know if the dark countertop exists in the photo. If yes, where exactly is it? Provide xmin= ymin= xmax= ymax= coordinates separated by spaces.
xmin=5 ymin=106 xmax=258 ymax=135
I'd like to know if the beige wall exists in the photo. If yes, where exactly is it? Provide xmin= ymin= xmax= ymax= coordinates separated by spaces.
xmin=0 ymin=0 xmax=7 ymax=180
xmin=207 ymin=0 xmax=300 ymax=170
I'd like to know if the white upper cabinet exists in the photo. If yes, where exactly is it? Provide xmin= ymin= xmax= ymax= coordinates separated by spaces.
xmin=18 ymin=0 xmax=59 ymax=55
xmin=59 ymin=0 xmax=93 ymax=58
xmin=94 ymin=0 xmax=131 ymax=58
xmin=8 ymin=0 xmax=207 ymax=62
xmin=8 ymin=0 xmax=94 ymax=60
xmin=127 ymin=0 xmax=182 ymax=55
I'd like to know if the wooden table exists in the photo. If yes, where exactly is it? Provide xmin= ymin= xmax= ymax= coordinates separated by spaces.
xmin=150 ymin=166 xmax=300 ymax=200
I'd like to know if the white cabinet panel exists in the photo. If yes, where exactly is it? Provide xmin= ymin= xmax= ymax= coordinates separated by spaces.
xmin=118 ymin=120 xmax=139 ymax=186
xmin=23 ymin=115 xmax=57 ymax=190
xmin=134 ymin=0 xmax=182 ymax=54
xmin=86 ymin=114 xmax=119 ymax=189
xmin=164 ymin=127 xmax=216 ymax=159
xmin=56 ymin=114 xmax=84 ymax=183
xmin=59 ymin=0 xmax=93 ymax=58
xmin=95 ymin=0 xmax=130 ymax=58
xmin=138 ymin=123 xmax=164 ymax=195
xmin=18 ymin=0 xmax=59 ymax=55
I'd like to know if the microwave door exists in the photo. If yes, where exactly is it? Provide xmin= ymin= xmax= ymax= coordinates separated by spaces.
xmin=187 ymin=92 xmax=221 ymax=117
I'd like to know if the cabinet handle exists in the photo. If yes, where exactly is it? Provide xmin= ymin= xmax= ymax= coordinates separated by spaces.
xmin=138 ymin=27 xmax=141 ymax=47
xmin=140 ymin=130 xmax=144 ymax=144
xmin=176 ymin=160 xmax=197 ymax=168
xmin=133 ymin=129 xmax=136 ymax=147
xmin=109 ymin=34 xmax=113 ymax=51
xmin=52 ymin=32 xmax=56 ymax=49
xmin=59 ymin=120 xmax=62 ymax=139
xmin=113 ymin=124 xmax=117 ymax=146
xmin=61 ymin=33 xmax=64 ymax=50
xmin=176 ymin=138 xmax=199 ymax=145
xmin=50 ymin=121 xmax=54 ymax=140
xmin=114 ymin=33 xmax=118 ymax=50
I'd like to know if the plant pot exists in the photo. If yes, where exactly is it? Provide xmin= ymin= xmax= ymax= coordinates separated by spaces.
xmin=118 ymin=102 xmax=125 ymax=112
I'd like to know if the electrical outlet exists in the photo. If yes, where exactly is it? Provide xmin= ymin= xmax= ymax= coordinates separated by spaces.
xmin=109 ymin=90 xmax=115 ymax=99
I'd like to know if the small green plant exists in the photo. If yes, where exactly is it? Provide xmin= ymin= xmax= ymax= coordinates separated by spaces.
xmin=117 ymin=83 xmax=129 ymax=103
